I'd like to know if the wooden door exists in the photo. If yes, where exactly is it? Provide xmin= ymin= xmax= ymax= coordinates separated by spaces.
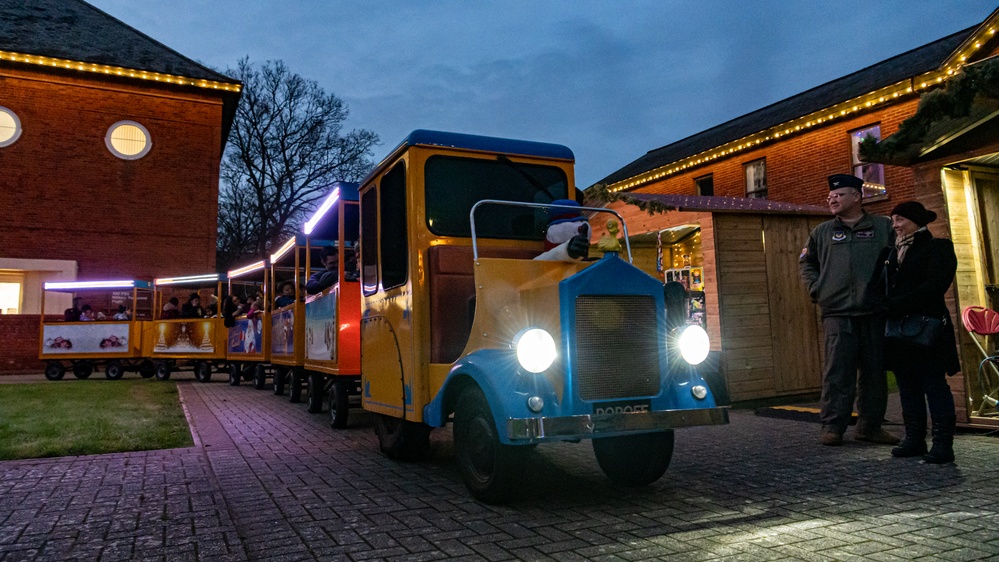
xmin=975 ymin=174 xmax=999 ymax=308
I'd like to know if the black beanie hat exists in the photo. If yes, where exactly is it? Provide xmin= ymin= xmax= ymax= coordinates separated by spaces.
xmin=890 ymin=201 xmax=936 ymax=227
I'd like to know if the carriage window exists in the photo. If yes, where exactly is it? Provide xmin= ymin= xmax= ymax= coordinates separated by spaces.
xmin=360 ymin=188 xmax=379 ymax=295
xmin=425 ymin=155 xmax=568 ymax=239
xmin=380 ymin=162 xmax=408 ymax=290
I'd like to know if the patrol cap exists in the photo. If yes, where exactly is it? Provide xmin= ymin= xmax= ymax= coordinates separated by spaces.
xmin=828 ymin=174 xmax=864 ymax=191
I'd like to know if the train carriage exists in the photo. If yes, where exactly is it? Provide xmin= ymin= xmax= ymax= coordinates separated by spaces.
xmin=39 ymin=279 xmax=153 ymax=380
xmin=225 ymin=260 xmax=271 ymax=387
xmin=143 ymin=274 xmax=227 ymax=381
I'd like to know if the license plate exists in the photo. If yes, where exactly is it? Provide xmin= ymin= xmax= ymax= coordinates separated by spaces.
xmin=593 ymin=400 xmax=651 ymax=415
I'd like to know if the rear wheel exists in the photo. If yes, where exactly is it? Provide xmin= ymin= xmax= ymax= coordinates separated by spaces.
xmin=289 ymin=368 xmax=303 ymax=403
xmin=154 ymin=361 xmax=172 ymax=381
xmin=194 ymin=361 xmax=212 ymax=383
xmin=328 ymin=379 xmax=350 ymax=429
xmin=228 ymin=363 xmax=241 ymax=386
xmin=73 ymin=361 xmax=94 ymax=379
xmin=273 ymin=366 xmax=287 ymax=395
xmin=453 ymin=385 xmax=528 ymax=504
xmin=307 ymin=373 xmax=325 ymax=413
xmin=44 ymin=361 xmax=66 ymax=381
xmin=138 ymin=360 xmax=155 ymax=379
xmin=592 ymin=431 xmax=674 ymax=487
xmin=105 ymin=360 xmax=124 ymax=380
xmin=253 ymin=364 xmax=267 ymax=390
xmin=374 ymin=414 xmax=431 ymax=461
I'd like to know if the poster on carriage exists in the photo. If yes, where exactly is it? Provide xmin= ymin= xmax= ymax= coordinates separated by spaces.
xmin=42 ymin=323 xmax=131 ymax=354
xmin=305 ymin=291 xmax=337 ymax=361
xmin=151 ymin=320 xmax=216 ymax=353
xmin=271 ymin=309 xmax=295 ymax=356
xmin=227 ymin=316 xmax=263 ymax=354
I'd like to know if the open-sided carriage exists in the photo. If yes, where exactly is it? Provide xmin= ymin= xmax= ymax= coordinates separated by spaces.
xmin=225 ymin=260 xmax=270 ymax=387
xmin=39 ymin=279 xmax=153 ymax=380
xmin=142 ymin=274 xmax=227 ymax=381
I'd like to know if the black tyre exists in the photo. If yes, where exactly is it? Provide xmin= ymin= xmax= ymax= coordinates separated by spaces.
xmin=592 ymin=430 xmax=674 ymax=487
xmin=374 ymin=414 xmax=431 ymax=461
xmin=154 ymin=361 xmax=172 ymax=381
xmin=73 ymin=361 xmax=94 ymax=379
xmin=253 ymin=364 xmax=267 ymax=390
xmin=138 ymin=360 xmax=155 ymax=379
xmin=241 ymin=363 xmax=254 ymax=381
xmin=289 ymin=369 xmax=303 ymax=403
xmin=194 ymin=361 xmax=212 ymax=383
xmin=44 ymin=361 xmax=66 ymax=381
xmin=328 ymin=379 xmax=350 ymax=429
xmin=273 ymin=366 xmax=287 ymax=396
xmin=306 ymin=373 xmax=325 ymax=413
xmin=453 ymin=385 xmax=528 ymax=504
xmin=105 ymin=360 xmax=125 ymax=380
xmin=228 ymin=363 xmax=241 ymax=386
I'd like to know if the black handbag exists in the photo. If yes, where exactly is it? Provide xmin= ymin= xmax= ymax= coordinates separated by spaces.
xmin=884 ymin=314 xmax=945 ymax=347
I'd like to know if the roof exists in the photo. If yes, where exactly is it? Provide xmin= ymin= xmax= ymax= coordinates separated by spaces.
xmin=0 ymin=0 xmax=236 ymax=83
xmin=625 ymin=193 xmax=829 ymax=216
xmin=599 ymin=26 xmax=977 ymax=187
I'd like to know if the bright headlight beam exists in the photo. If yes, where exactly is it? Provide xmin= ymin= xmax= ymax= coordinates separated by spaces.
xmin=516 ymin=328 xmax=556 ymax=373
xmin=678 ymin=325 xmax=710 ymax=365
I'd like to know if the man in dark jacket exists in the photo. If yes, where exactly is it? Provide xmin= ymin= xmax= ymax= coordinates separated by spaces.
xmin=306 ymin=246 xmax=338 ymax=295
xmin=800 ymin=174 xmax=897 ymax=446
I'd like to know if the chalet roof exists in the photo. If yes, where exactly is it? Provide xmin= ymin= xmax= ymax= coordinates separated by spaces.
xmin=0 ymin=0 xmax=236 ymax=84
xmin=599 ymin=26 xmax=977 ymax=188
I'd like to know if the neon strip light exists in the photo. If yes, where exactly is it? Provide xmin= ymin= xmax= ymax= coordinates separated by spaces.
xmin=228 ymin=260 xmax=265 ymax=278
xmin=269 ymin=238 xmax=296 ymax=263
xmin=154 ymin=273 xmax=220 ymax=285
xmin=0 ymin=50 xmax=241 ymax=92
xmin=45 ymin=280 xmax=136 ymax=290
xmin=303 ymin=187 xmax=341 ymax=235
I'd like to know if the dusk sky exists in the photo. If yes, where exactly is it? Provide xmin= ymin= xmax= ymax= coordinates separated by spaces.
xmin=87 ymin=1 xmax=993 ymax=188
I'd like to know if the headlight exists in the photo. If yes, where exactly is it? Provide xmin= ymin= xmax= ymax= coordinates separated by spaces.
xmin=516 ymin=328 xmax=556 ymax=373
xmin=678 ymin=325 xmax=710 ymax=365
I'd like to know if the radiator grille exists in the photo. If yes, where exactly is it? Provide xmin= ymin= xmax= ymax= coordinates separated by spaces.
xmin=574 ymin=295 xmax=661 ymax=401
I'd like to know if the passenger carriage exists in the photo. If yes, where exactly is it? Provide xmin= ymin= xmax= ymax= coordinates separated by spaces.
xmin=143 ymin=274 xmax=227 ymax=381
xmin=225 ymin=260 xmax=271 ymax=387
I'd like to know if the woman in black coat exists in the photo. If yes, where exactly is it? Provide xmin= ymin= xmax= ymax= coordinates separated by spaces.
xmin=877 ymin=201 xmax=961 ymax=464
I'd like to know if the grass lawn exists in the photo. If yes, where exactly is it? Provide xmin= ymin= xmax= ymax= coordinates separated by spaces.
xmin=0 ymin=380 xmax=193 ymax=460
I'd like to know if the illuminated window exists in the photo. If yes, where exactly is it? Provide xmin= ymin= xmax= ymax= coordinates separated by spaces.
xmin=850 ymin=125 xmax=886 ymax=199
xmin=105 ymin=121 xmax=151 ymax=160
xmin=744 ymin=159 xmax=767 ymax=199
xmin=0 ymin=282 xmax=21 ymax=314
xmin=0 ymin=106 xmax=22 ymax=147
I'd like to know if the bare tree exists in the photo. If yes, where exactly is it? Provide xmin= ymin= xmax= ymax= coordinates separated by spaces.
xmin=218 ymin=58 xmax=378 ymax=271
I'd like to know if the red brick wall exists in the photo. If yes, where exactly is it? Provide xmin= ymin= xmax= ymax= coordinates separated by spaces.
xmin=629 ymin=98 xmax=921 ymax=217
xmin=0 ymin=315 xmax=60 ymax=373
xmin=0 ymin=68 xmax=224 ymax=280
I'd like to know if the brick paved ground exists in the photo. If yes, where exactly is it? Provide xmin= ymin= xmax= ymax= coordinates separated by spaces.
xmin=2 ymin=380 xmax=998 ymax=561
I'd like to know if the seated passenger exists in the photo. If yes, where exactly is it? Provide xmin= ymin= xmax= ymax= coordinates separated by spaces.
xmin=207 ymin=294 xmax=219 ymax=317
xmin=181 ymin=293 xmax=204 ymax=318
xmin=344 ymin=249 xmax=359 ymax=282
xmin=274 ymin=282 xmax=296 ymax=308
xmin=247 ymin=294 xmax=264 ymax=318
xmin=534 ymin=200 xmax=591 ymax=262
xmin=79 ymin=305 xmax=96 ymax=321
xmin=113 ymin=305 xmax=131 ymax=320
xmin=306 ymin=246 xmax=338 ymax=295
xmin=161 ymin=297 xmax=180 ymax=319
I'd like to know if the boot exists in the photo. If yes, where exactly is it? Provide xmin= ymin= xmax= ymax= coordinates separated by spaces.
xmin=923 ymin=414 xmax=955 ymax=464
xmin=891 ymin=408 xmax=927 ymax=458
xmin=854 ymin=419 xmax=899 ymax=445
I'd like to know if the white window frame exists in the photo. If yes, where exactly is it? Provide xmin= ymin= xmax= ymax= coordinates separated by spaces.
xmin=105 ymin=120 xmax=152 ymax=160
xmin=850 ymin=124 xmax=887 ymax=199
xmin=0 ymin=106 xmax=22 ymax=148
xmin=744 ymin=158 xmax=767 ymax=199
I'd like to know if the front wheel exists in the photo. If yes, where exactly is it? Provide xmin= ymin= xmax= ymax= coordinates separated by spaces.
xmin=592 ymin=430 xmax=674 ymax=487
xmin=273 ymin=366 xmax=287 ymax=396
xmin=453 ymin=386 xmax=529 ymax=504
xmin=306 ymin=373 xmax=325 ymax=413
xmin=44 ymin=361 xmax=66 ymax=381
xmin=154 ymin=361 xmax=172 ymax=381
xmin=328 ymin=379 xmax=349 ymax=429
xmin=374 ymin=414 xmax=431 ymax=461
xmin=138 ymin=360 xmax=155 ymax=379
xmin=288 ymin=369 xmax=303 ymax=403
xmin=73 ymin=361 xmax=94 ymax=379
xmin=194 ymin=361 xmax=212 ymax=383
xmin=105 ymin=360 xmax=124 ymax=380
xmin=228 ymin=363 xmax=241 ymax=386
xmin=253 ymin=364 xmax=267 ymax=390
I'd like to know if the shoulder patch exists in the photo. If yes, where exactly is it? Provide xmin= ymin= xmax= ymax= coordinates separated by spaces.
xmin=799 ymin=247 xmax=808 ymax=260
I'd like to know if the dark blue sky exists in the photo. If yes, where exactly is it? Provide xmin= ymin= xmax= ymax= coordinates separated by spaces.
xmin=89 ymin=1 xmax=993 ymax=187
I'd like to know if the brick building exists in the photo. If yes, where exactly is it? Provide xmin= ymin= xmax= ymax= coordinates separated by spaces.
xmin=596 ymin=7 xmax=999 ymax=426
xmin=0 ymin=0 xmax=241 ymax=371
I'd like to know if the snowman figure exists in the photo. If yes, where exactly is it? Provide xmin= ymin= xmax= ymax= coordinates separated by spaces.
xmin=534 ymin=199 xmax=591 ymax=262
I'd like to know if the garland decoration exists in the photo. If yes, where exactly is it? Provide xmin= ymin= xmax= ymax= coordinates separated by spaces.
xmin=589 ymin=183 xmax=677 ymax=215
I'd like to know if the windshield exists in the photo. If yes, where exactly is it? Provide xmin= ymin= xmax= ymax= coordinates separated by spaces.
xmin=424 ymin=155 xmax=569 ymax=239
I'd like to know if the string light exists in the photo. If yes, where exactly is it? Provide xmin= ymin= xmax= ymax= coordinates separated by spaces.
xmin=0 ymin=49 xmax=241 ymax=93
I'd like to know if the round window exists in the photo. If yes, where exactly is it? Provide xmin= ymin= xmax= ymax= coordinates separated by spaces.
xmin=105 ymin=121 xmax=151 ymax=160
xmin=0 ymin=106 xmax=22 ymax=147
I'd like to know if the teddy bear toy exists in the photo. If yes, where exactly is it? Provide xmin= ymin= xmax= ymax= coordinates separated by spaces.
xmin=534 ymin=199 xmax=591 ymax=262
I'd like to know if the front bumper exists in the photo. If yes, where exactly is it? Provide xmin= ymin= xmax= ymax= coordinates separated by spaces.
xmin=506 ymin=406 xmax=729 ymax=440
